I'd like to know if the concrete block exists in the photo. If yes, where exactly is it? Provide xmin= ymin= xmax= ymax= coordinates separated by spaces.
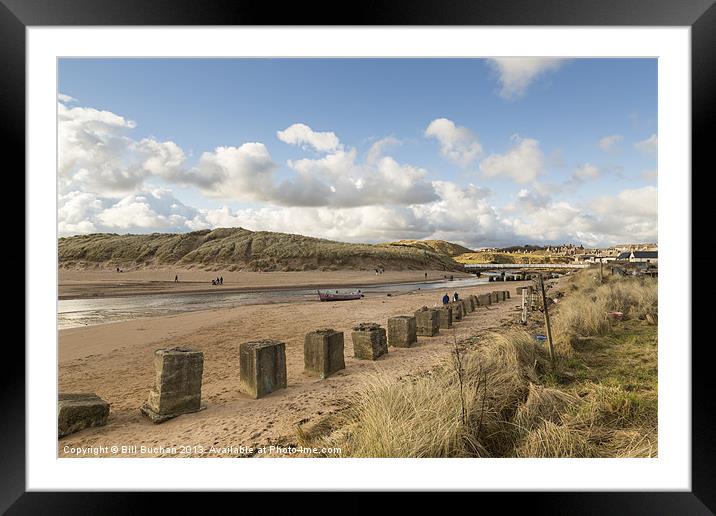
xmin=437 ymin=306 xmax=453 ymax=329
xmin=450 ymin=301 xmax=463 ymax=320
xmin=461 ymin=298 xmax=471 ymax=314
xmin=352 ymin=323 xmax=388 ymax=359
xmin=477 ymin=294 xmax=491 ymax=306
xmin=58 ymin=393 xmax=109 ymax=437
xmin=239 ymin=340 xmax=287 ymax=399
xmin=414 ymin=307 xmax=439 ymax=336
xmin=141 ymin=347 xmax=204 ymax=423
xmin=388 ymin=316 xmax=417 ymax=348
xmin=490 ymin=291 xmax=499 ymax=303
xmin=504 ymin=290 xmax=511 ymax=300
xmin=304 ymin=329 xmax=345 ymax=379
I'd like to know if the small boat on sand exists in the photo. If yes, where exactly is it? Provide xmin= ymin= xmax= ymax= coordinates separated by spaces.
xmin=317 ymin=289 xmax=364 ymax=301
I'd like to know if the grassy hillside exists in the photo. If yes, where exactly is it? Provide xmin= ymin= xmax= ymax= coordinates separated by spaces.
xmin=58 ymin=228 xmax=462 ymax=272
xmin=386 ymin=239 xmax=473 ymax=257
xmin=455 ymin=251 xmax=573 ymax=265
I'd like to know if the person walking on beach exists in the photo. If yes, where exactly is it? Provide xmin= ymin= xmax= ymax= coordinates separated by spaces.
xmin=453 ymin=292 xmax=459 ymax=302
xmin=220 ymin=276 xmax=223 ymax=285
xmin=175 ymin=275 xmax=178 ymax=283
xmin=424 ymin=272 xmax=428 ymax=280
xmin=442 ymin=293 xmax=450 ymax=305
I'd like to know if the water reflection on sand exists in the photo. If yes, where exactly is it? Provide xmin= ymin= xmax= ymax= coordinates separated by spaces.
xmin=58 ymin=276 xmax=492 ymax=329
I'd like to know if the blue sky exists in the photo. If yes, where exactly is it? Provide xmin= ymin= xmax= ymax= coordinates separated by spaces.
xmin=58 ymin=58 xmax=657 ymax=248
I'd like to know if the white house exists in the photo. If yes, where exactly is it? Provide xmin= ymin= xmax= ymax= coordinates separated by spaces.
xmin=629 ymin=251 xmax=658 ymax=264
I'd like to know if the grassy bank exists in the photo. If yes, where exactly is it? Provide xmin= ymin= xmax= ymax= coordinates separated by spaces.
xmin=58 ymin=228 xmax=462 ymax=272
xmin=455 ymin=251 xmax=574 ymax=265
xmin=297 ymin=269 xmax=658 ymax=457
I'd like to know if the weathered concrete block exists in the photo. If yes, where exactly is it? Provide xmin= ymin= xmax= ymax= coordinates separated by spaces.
xmin=58 ymin=393 xmax=109 ymax=437
xmin=461 ymin=298 xmax=471 ymax=314
xmin=352 ymin=323 xmax=388 ymax=359
xmin=141 ymin=347 xmax=204 ymax=423
xmin=503 ymin=290 xmax=511 ymax=300
xmin=470 ymin=295 xmax=479 ymax=310
xmin=414 ymin=307 xmax=439 ymax=336
xmin=490 ymin=291 xmax=500 ymax=303
xmin=388 ymin=316 xmax=417 ymax=348
xmin=239 ymin=340 xmax=287 ymax=399
xmin=450 ymin=301 xmax=463 ymax=320
xmin=437 ymin=306 xmax=453 ymax=329
xmin=304 ymin=329 xmax=345 ymax=379
xmin=477 ymin=294 xmax=491 ymax=306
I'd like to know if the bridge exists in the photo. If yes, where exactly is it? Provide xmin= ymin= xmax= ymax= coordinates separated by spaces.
xmin=462 ymin=263 xmax=591 ymax=270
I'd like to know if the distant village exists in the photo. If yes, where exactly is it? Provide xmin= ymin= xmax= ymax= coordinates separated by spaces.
xmin=492 ymin=243 xmax=658 ymax=265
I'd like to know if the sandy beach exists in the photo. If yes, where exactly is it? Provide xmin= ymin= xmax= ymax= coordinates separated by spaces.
xmin=58 ymin=279 xmax=531 ymax=457
xmin=59 ymin=268 xmax=472 ymax=299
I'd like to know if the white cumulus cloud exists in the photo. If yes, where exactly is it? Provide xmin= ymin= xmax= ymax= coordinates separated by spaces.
xmin=277 ymin=123 xmax=341 ymax=152
xmin=366 ymin=136 xmax=399 ymax=164
xmin=487 ymin=58 xmax=565 ymax=100
xmin=479 ymin=135 xmax=544 ymax=184
xmin=58 ymin=93 xmax=77 ymax=104
xmin=59 ymin=189 xmax=201 ymax=235
xmin=425 ymin=118 xmax=483 ymax=167
xmin=195 ymin=143 xmax=278 ymax=200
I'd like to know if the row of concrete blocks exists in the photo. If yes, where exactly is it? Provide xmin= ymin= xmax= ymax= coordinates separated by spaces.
xmin=58 ymin=290 xmax=512 ymax=435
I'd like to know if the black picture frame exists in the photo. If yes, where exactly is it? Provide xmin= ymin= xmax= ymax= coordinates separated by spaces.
xmin=4 ymin=0 xmax=710 ymax=511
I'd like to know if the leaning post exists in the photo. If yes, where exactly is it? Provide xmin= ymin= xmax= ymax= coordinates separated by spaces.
xmin=538 ymin=274 xmax=556 ymax=367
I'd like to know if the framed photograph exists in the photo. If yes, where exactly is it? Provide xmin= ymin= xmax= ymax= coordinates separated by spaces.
xmin=7 ymin=0 xmax=711 ymax=510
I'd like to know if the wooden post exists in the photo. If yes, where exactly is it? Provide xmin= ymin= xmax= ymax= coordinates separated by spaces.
xmin=538 ymin=274 xmax=555 ymax=366
xmin=599 ymin=258 xmax=604 ymax=283
xmin=521 ymin=287 xmax=528 ymax=324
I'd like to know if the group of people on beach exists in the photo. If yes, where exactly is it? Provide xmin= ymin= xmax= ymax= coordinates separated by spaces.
xmin=374 ymin=268 xmax=384 ymax=275
xmin=442 ymin=292 xmax=460 ymax=305
xmin=211 ymin=277 xmax=224 ymax=286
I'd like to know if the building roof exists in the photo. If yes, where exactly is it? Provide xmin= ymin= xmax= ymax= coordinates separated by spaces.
xmin=631 ymin=251 xmax=658 ymax=259
xmin=616 ymin=252 xmax=631 ymax=260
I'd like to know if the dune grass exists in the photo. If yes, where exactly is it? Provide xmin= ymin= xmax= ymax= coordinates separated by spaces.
xmin=298 ymin=269 xmax=658 ymax=458
xmin=552 ymin=270 xmax=658 ymax=355
xmin=386 ymin=239 xmax=474 ymax=257
xmin=321 ymin=330 xmax=548 ymax=458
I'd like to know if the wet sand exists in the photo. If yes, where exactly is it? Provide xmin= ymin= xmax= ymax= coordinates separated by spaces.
xmin=58 ymin=280 xmax=531 ymax=457
xmin=59 ymin=268 xmax=472 ymax=300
